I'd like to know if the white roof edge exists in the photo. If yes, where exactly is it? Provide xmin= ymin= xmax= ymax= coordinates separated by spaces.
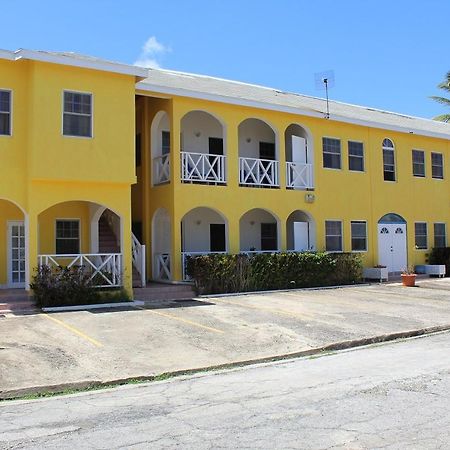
xmin=136 ymin=82 xmax=450 ymax=141
xmin=7 ymin=48 xmax=149 ymax=78
xmin=0 ymin=49 xmax=15 ymax=60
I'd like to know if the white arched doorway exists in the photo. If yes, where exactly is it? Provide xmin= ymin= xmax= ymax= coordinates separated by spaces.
xmin=377 ymin=213 xmax=407 ymax=272
xmin=152 ymin=208 xmax=172 ymax=281
xmin=286 ymin=210 xmax=316 ymax=251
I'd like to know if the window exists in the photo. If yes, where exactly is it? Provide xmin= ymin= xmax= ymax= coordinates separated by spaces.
xmin=210 ymin=224 xmax=226 ymax=252
xmin=63 ymin=91 xmax=92 ymax=137
xmin=414 ymin=222 xmax=427 ymax=250
xmin=259 ymin=142 xmax=275 ymax=160
xmin=56 ymin=220 xmax=80 ymax=254
xmin=382 ymin=138 xmax=396 ymax=181
xmin=325 ymin=220 xmax=343 ymax=252
xmin=434 ymin=223 xmax=446 ymax=248
xmin=209 ymin=137 xmax=224 ymax=155
xmin=162 ymin=131 xmax=170 ymax=155
xmin=261 ymin=223 xmax=277 ymax=251
xmin=348 ymin=141 xmax=364 ymax=171
xmin=323 ymin=138 xmax=341 ymax=169
xmin=431 ymin=152 xmax=444 ymax=179
xmin=412 ymin=150 xmax=425 ymax=177
xmin=351 ymin=221 xmax=367 ymax=251
xmin=0 ymin=90 xmax=11 ymax=136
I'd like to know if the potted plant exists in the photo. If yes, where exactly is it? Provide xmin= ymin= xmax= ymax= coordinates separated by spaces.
xmin=401 ymin=266 xmax=417 ymax=287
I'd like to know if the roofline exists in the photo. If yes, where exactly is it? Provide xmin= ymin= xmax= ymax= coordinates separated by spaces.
xmin=1 ymin=48 xmax=149 ymax=78
xmin=136 ymin=82 xmax=450 ymax=141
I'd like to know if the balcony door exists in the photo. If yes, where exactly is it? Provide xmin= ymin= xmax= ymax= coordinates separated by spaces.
xmin=210 ymin=224 xmax=226 ymax=252
xmin=292 ymin=136 xmax=307 ymax=164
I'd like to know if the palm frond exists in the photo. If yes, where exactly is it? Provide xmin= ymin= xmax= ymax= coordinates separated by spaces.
xmin=430 ymin=95 xmax=450 ymax=106
xmin=437 ymin=71 xmax=450 ymax=92
xmin=433 ymin=113 xmax=450 ymax=123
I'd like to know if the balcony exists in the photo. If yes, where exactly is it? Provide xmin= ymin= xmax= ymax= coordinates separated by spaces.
xmin=286 ymin=162 xmax=314 ymax=189
xmin=239 ymin=157 xmax=279 ymax=187
xmin=181 ymin=152 xmax=226 ymax=184
xmin=153 ymin=155 xmax=170 ymax=185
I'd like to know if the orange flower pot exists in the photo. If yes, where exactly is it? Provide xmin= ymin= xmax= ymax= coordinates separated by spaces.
xmin=401 ymin=274 xmax=416 ymax=287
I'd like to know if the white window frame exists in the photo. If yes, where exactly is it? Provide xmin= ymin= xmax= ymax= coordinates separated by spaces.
xmin=414 ymin=222 xmax=428 ymax=250
xmin=348 ymin=140 xmax=365 ymax=172
xmin=431 ymin=152 xmax=444 ymax=180
xmin=55 ymin=219 xmax=81 ymax=254
xmin=62 ymin=90 xmax=94 ymax=138
xmin=0 ymin=88 xmax=12 ymax=137
xmin=412 ymin=149 xmax=425 ymax=178
xmin=325 ymin=220 xmax=343 ymax=252
xmin=382 ymin=138 xmax=396 ymax=182
xmin=350 ymin=220 xmax=368 ymax=252
xmin=434 ymin=223 xmax=446 ymax=248
xmin=322 ymin=137 xmax=342 ymax=170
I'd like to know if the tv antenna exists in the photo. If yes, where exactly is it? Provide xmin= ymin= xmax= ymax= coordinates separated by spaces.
xmin=314 ymin=70 xmax=335 ymax=119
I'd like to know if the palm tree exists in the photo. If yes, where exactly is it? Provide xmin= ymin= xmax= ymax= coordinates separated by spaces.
xmin=431 ymin=71 xmax=450 ymax=122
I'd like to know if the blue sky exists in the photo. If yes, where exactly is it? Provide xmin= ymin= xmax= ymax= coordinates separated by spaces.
xmin=1 ymin=0 xmax=448 ymax=119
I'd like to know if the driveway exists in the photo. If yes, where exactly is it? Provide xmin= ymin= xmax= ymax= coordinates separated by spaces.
xmin=1 ymin=278 xmax=450 ymax=397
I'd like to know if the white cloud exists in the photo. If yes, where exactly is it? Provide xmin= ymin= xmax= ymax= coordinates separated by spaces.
xmin=134 ymin=36 xmax=170 ymax=68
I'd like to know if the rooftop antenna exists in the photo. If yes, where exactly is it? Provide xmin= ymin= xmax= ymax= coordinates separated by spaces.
xmin=314 ymin=70 xmax=335 ymax=119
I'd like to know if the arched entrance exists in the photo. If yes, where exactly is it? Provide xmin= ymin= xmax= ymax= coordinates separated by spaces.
xmin=286 ymin=210 xmax=316 ymax=251
xmin=377 ymin=213 xmax=407 ymax=272
xmin=151 ymin=111 xmax=171 ymax=185
xmin=240 ymin=208 xmax=280 ymax=252
xmin=152 ymin=208 xmax=172 ymax=280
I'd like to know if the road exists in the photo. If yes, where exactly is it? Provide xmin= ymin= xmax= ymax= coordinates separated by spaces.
xmin=1 ymin=332 xmax=450 ymax=449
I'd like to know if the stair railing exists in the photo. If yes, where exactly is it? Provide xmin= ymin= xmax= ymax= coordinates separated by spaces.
xmin=132 ymin=233 xmax=146 ymax=287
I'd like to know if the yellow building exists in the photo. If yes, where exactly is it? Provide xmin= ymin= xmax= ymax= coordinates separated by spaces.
xmin=1 ymin=48 xmax=450 ymax=295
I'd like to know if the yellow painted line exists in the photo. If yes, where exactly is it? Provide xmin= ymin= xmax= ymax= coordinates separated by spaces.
xmin=212 ymin=298 xmax=314 ymax=320
xmin=42 ymin=313 xmax=103 ymax=348
xmin=136 ymin=306 xmax=224 ymax=334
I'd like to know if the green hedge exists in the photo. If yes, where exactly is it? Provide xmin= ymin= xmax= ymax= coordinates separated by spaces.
xmin=429 ymin=247 xmax=450 ymax=276
xmin=186 ymin=252 xmax=363 ymax=295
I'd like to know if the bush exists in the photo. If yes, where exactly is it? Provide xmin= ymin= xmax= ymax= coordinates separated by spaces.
xmin=186 ymin=252 xmax=363 ymax=295
xmin=429 ymin=247 xmax=450 ymax=276
xmin=31 ymin=265 xmax=129 ymax=308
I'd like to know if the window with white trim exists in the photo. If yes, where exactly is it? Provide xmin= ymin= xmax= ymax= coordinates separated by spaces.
xmin=0 ymin=90 xmax=11 ymax=136
xmin=348 ymin=141 xmax=364 ymax=171
xmin=56 ymin=220 xmax=80 ymax=254
xmin=325 ymin=220 xmax=343 ymax=252
xmin=382 ymin=138 xmax=396 ymax=181
xmin=322 ymin=138 xmax=341 ymax=169
xmin=63 ymin=91 xmax=92 ymax=137
xmin=414 ymin=222 xmax=427 ymax=250
xmin=431 ymin=152 xmax=444 ymax=179
xmin=434 ymin=223 xmax=446 ymax=248
xmin=412 ymin=149 xmax=425 ymax=177
xmin=351 ymin=221 xmax=367 ymax=251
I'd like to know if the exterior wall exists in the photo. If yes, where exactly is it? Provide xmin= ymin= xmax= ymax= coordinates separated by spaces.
xmin=137 ymin=92 xmax=450 ymax=282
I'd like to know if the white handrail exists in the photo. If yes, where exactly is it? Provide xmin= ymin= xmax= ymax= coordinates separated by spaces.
xmin=132 ymin=233 xmax=146 ymax=287
xmin=286 ymin=162 xmax=314 ymax=189
xmin=239 ymin=157 xmax=279 ymax=186
xmin=38 ymin=253 xmax=123 ymax=288
xmin=153 ymin=154 xmax=170 ymax=184
xmin=181 ymin=151 xmax=226 ymax=183
xmin=155 ymin=253 xmax=171 ymax=280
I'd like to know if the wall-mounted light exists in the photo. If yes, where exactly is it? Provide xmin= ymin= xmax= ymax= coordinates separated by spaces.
xmin=249 ymin=220 xmax=255 ymax=226
xmin=246 ymin=137 xmax=252 ymax=143
xmin=195 ymin=220 xmax=202 ymax=225
xmin=194 ymin=131 xmax=201 ymax=138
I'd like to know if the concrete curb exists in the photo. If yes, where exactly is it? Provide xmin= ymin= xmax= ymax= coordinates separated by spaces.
xmin=2 ymin=324 xmax=450 ymax=401
xmin=42 ymin=301 xmax=144 ymax=312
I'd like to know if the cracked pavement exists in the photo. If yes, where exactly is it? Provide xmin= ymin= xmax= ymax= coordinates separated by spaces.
xmin=1 ymin=332 xmax=450 ymax=449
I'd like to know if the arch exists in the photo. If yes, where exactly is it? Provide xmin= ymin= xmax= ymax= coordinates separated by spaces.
xmin=151 ymin=110 xmax=171 ymax=159
xmin=151 ymin=110 xmax=171 ymax=186
xmin=382 ymin=138 xmax=394 ymax=148
xmin=238 ymin=117 xmax=278 ymax=159
xmin=286 ymin=210 xmax=316 ymax=251
xmin=152 ymin=207 xmax=172 ymax=280
xmin=0 ymin=197 xmax=27 ymax=215
xmin=239 ymin=208 xmax=280 ymax=252
xmin=382 ymin=138 xmax=396 ymax=181
xmin=378 ymin=213 xmax=406 ymax=224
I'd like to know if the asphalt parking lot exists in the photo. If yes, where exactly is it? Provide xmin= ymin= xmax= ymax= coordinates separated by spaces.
xmin=2 ymin=278 xmax=450 ymax=396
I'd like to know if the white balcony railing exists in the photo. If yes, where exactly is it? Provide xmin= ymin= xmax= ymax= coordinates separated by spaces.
xmin=155 ymin=253 xmax=171 ymax=280
xmin=239 ymin=157 xmax=279 ymax=187
xmin=153 ymin=155 xmax=170 ymax=185
xmin=286 ymin=162 xmax=314 ymax=189
xmin=181 ymin=152 xmax=226 ymax=183
xmin=132 ymin=233 xmax=146 ymax=287
xmin=181 ymin=251 xmax=227 ymax=281
xmin=38 ymin=253 xmax=122 ymax=288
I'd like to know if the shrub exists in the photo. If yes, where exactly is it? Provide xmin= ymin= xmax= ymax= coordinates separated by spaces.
xmin=186 ymin=251 xmax=362 ymax=295
xmin=31 ymin=265 xmax=129 ymax=308
xmin=429 ymin=247 xmax=450 ymax=276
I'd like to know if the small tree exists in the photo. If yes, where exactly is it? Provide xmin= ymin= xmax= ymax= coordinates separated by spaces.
xmin=431 ymin=71 xmax=450 ymax=123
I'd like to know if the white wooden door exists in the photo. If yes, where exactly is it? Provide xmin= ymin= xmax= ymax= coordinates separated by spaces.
xmin=292 ymin=136 xmax=307 ymax=163
xmin=8 ymin=221 xmax=26 ymax=288
xmin=293 ymin=222 xmax=309 ymax=251
xmin=377 ymin=223 xmax=407 ymax=272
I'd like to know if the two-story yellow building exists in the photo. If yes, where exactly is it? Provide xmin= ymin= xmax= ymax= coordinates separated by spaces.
xmin=1 ymin=48 xmax=450 ymax=296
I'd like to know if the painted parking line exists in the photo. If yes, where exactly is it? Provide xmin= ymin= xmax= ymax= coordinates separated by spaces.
xmin=42 ymin=313 xmax=103 ymax=348
xmin=212 ymin=297 xmax=314 ymax=321
xmin=135 ymin=306 xmax=224 ymax=334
